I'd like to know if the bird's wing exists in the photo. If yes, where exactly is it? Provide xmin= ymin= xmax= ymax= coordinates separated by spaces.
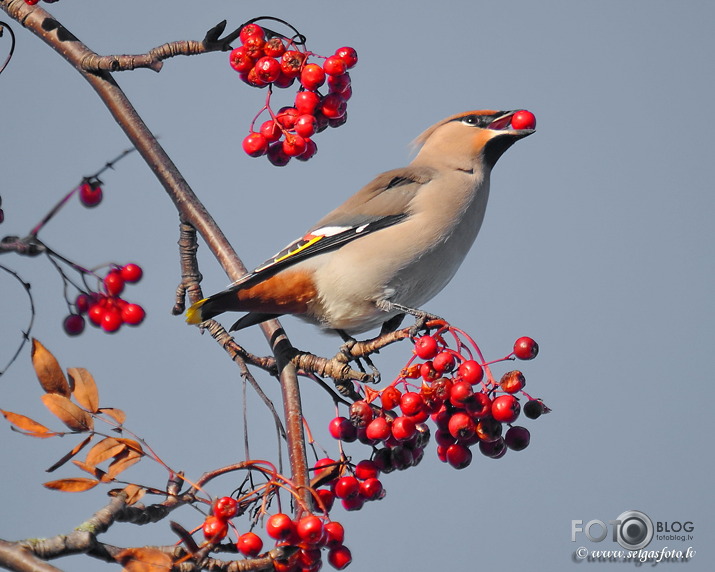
xmin=229 ymin=166 xmax=436 ymax=291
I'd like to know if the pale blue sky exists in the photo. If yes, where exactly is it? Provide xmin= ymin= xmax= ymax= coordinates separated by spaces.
xmin=1 ymin=1 xmax=714 ymax=571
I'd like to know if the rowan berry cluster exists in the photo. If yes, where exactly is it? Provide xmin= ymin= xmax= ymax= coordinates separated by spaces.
xmin=202 ymin=496 xmax=352 ymax=570
xmin=327 ymin=326 xmax=549 ymax=476
xmin=229 ymin=20 xmax=357 ymax=165
xmin=63 ymin=264 xmax=145 ymax=335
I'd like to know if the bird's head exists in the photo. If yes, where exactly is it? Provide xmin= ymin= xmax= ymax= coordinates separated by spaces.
xmin=411 ymin=110 xmax=536 ymax=171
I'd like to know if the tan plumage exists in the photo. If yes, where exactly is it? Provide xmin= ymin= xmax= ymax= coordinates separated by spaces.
xmin=186 ymin=109 xmax=535 ymax=334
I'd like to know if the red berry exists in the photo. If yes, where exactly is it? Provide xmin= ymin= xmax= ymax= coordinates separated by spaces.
xmin=505 ymin=426 xmax=531 ymax=451
xmin=103 ymin=271 xmax=125 ymax=296
xmin=327 ymin=72 xmax=351 ymax=94
xmin=448 ymin=412 xmax=476 ymax=441
xmin=239 ymin=23 xmax=264 ymax=43
xmin=25 ymin=0 xmax=41 ymax=5
xmin=88 ymin=304 xmax=105 ymax=327
xmin=449 ymin=380 xmax=474 ymax=407
xmin=328 ymin=545 xmax=352 ymax=570
xmin=294 ymin=90 xmax=321 ymax=115
xmin=120 ymin=263 xmax=143 ymax=283
xmin=359 ymin=477 xmax=383 ymax=501
xmin=242 ymin=132 xmax=269 ymax=157
xmin=63 ymin=314 xmax=85 ymax=336
xmin=75 ymin=293 xmax=92 ymax=314
xmin=121 ymin=303 xmax=145 ymax=326
xmin=323 ymin=55 xmax=347 ymax=76
xmin=258 ymin=120 xmax=281 ymax=143
xmin=511 ymin=110 xmax=537 ymax=130
xmin=280 ymin=50 xmax=305 ymax=77
xmin=354 ymin=459 xmax=380 ymax=480
xmin=78 ymin=181 xmax=103 ymax=207
xmin=414 ymin=335 xmax=439 ymax=359
xmin=320 ymin=93 xmax=347 ymax=119
xmin=446 ymin=443 xmax=473 ymax=469
xmin=435 ymin=428 xmax=456 ymax=447
xmin=324 ymin=521 xmax=345 ymax=547
xmin=272 ymin=72 xmax=295 ymax=89
xmin=420 ymin=361 xmax=439 ymax=382
xmin=276 ymin=107 xmax=300 ymax=129
xmin=101 ymin=309 xmax=122 ymax=333
xmin=296 ymin=138 xmax=318 ymax=162
xmin=265 ymin=513 xmax=296 ymax=540
xmin=465 ymin=391 xmax=492 ymax=419
xmin=241 ymin=35 xmax=265 ymax=60
xmin=294 ymin=114 xmax=318 ymax=138
xmin=391 ymin=416 xmax=416 ymax=441
xmin=334 ymin=47 xmax=358 ymax=69
xmin=202 ymin=515 xmax=228 ymax=542
xmin=267 ymin=142 xmax=291 ymax=166
xmin=399 ymin=391 xmax=424 ymax=417
xmin=491 ymin=394 xmax=521 ymax=423
xmin=254 ymin=56 xmax=281 ymax=83
xmin=513 ymin=336 xmax=539 ymax=360
xmin=380 ymin=386 xmax=402 ymax=410
xmin=314 ymin=457 xmax=338 ymax=473
xmin=282 ymin=134 xmax=307 ymax=157
xmin=213 ymin=496 xmax=238 ymax=519
xmin=236 ymin=531 xmax=263 ymax=557
xmin=263 ymin=37 xmax=286 ymax=58
xmin=333 ymin=476 xmax=360 ymax=499
xmin=365 ymin=417 xmax=390 ymax=441
xmin=500 ymin=370 xmax=526 ymax=393
xmin=349 ymin=400 xmax=373 ymax=427
xmin=296 ymin=515 xmax=325 ymax=545
xmin=313 ymin=488 xmax=335 ymax=513
xmin=229 ymin=46 xmax=254 ymax=73
xmin=432 ymin=351 xmax=456 ymax=373
xmin=479 ymin=437 xmax=508 ymax=459
xmin=300 ymin=63 xmax=326 ymax=90
xmin=457 ymin=360 xmax=484 ymax=384
xmin=328 ymin=416 xmax=357 ymax=442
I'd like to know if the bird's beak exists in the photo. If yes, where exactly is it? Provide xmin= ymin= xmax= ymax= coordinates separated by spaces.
xmin=488 ymin=110 xmax=536 ymax=138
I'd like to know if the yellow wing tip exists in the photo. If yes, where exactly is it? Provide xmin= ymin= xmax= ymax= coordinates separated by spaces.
xmin=185 ymin=299 xmax=208 ymax=324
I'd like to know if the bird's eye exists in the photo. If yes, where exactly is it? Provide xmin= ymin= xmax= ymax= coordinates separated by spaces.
xmin=461 ymin=115 xmax=480 ymax=126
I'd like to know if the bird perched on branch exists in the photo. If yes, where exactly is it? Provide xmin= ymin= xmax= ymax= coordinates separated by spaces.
xmin=186 ymin=109 xmax=535 ymax=335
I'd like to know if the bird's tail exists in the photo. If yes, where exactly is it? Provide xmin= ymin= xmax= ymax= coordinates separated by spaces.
xmin=185 ymin=298 xmax=210 ymax=324
xmin=185 ymin=291 xmax=236 ymax=324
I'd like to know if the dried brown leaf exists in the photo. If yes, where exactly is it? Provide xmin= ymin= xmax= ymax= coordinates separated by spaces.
xmin=0 ymin=409 xmax=57 ymax=437
xmin=46 ymin=435 xmax=94 ymax=473
xmin=85 ymin=437 xmax=127 ymax=467
xmin=99 ymin=407 xmax=127 ymax=426
xmin=72 ymin=460 xmax=112 ymax=482
xmin=116 ymin=547 xmax=172 ymax=572
xmin=31 ymin=339 xmax=70 ymax=396
xmin=43 ymin=477 xmax=99 ymax=492
xmin=107 ymin=449 xmax=142 ymax=479
xmin=41 ymin=393 xmax=94 ymax=432
xmin=68 ymin=367 xmax=99 ymax=412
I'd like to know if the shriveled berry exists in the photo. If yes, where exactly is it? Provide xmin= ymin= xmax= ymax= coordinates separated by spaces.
xmin=349 ymin=400 xmax=373 ymax=427
xmin=524 ymin=399 xmax=545 ymax=419
xmin=500 ymin=370 xmax=526 ymax=393
xmin=465 ymin=391 xmax=492 ymax=419
xmin=475 ymin=417 xmax=503 ymax=442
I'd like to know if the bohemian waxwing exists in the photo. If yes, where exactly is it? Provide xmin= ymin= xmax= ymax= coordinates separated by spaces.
xmin=186 ymin=109 xmax=535 ymax=335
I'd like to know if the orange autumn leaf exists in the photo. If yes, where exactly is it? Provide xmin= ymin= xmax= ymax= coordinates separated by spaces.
xmin=114 ymin=437 xmax=144 ymax=455
xmin=43 ymin=477 xmax=99 ymax=492
xmin=107 ymin=449 xmax=143 ymax=479
xmin=99 ymin=407 xmax=127 ymax=426
xmin=116 ymin=547 xmax=172 ymax=572
xmin=31 ymin=339 xmax=70 ymax=396
xmin=68 ymin=368 xmax=99 ymax=412
xmin=72 ymin=460 xmax=112 ymax=482
xmin=121 ymin=484 xmax=146 ymax=506
xmin=85 ymin=437 xmax=127 ymax=467
xmin=46 ymin=435 xmax=94 ymax=472
xmin=0 ymin=409 xmax=58 ymax=437
xmin=41 ymin=394 xmax=94 ymax=432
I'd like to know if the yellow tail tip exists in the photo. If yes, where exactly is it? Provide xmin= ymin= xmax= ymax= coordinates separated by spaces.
xmin=185 ymin=299 xmax=208 ymax=324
